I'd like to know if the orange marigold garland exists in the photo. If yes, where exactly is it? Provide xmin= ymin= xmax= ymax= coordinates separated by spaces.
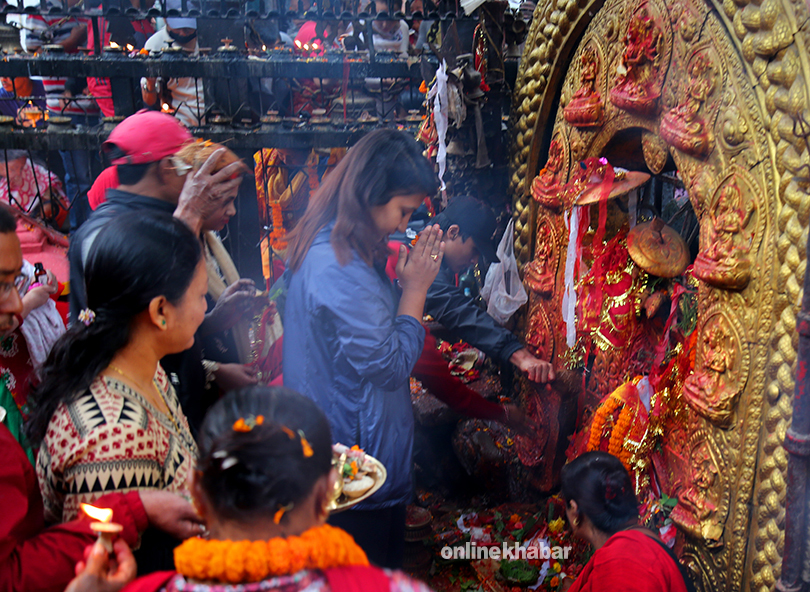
xmin=174 ymin=524 xmax=369 ymax=584
xmin=268 ymin=201 xmax=287 ymax=250
xmin=587 ymin=379 xmax=648 ymax=474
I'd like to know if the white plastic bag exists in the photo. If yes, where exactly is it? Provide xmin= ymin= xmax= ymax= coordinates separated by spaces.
xmin=480 ymin=219 xmax=528 ymax=325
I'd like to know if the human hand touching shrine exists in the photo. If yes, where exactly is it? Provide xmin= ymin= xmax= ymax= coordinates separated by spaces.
xmin=510 ymin=347 xmax=555 ymax=383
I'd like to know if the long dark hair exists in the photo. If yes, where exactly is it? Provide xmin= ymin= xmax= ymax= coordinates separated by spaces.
xmin=287 ymin=129 xmax=437 ymax=271
xmin=197 ymin=386 xmax=333 ymax=523
xmin=25 ymin=211 xmax=202 ymax=447
xmin=560 ymin=451 xmax=639 ymax=535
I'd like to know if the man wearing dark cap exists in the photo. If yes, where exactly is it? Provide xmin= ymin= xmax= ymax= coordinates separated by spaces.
xmin=427 ymin=196 xmax=554 ymax=383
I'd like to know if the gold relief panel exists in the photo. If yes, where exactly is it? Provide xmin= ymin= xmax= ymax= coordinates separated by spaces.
xmin=563 ymin=38 xmax=607 ymax=128
xmin=531 ymin=130 xmax=570 ymax=213
xmin=609 ymin=1 xmax=674 ymax=117
xmin=671 ymin=428 xmax=731 ymax=547
xmin=660 ymin=48 xmax=718 ymax=159
xmin=683 ymin=306 xmax=750 ymax=428
xmin=524 ymin=215 xmax=560 ymax=297
xmin=693 ymin=168 xmax=761 ymax=291
xmin=641 ymin=130 xmax=668 ymax=173
xmin=508 ymin=0 xmax=799 ymax=584
xmin=525 ymin=300 xmax=555 ymax=363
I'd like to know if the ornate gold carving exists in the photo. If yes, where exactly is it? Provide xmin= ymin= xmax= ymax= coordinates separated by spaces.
xmin=719 ymin=105 xmax=749 ymax=151
xmin=524 ymin=216 xmax=559 ymax=296
xmin=693 ymin=175 xmax=756 ymax=290
xmin=564 ymin=42 xmax=605 ymax=127
xmin=610 ymin=4 xmax=666 ymax=115
xmin=660 ymin=50 xmax=716 ymax=158
xmin=531 ymin=134 xmax=568 ymax=211
xmin=671 ymin=429 xmax=730 ymax=547
xmin=526 ymin=301 xmax=554 ymax=361
xmin=641 ymin=131 xmax=668 ymax=173
xmin=508 ymin=0 xmax=807 ymax=583
xmin=683 ymin=307 xmax=750 ymax=427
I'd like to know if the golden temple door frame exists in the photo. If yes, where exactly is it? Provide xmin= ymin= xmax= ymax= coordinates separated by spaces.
xmin=508 ymin=0 xmax=810 ymax=590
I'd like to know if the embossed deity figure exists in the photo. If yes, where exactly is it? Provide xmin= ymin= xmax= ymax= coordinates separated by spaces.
xmin=693 ymin=178 xmax=754 ymax=290
xmin=525 ymin=233 xmax=556 ymax=296
xmin=610 ymin=6 xmax=662 ymax=115
xmin=564 ymin=47 xmax=603 ymax=127
xmin=660 ymin=52 xmax=715 ymax=157
xmin=671 ymin=438 xmax=725 ymax=546
xmin=531 ymin=139 xmax=566 ymax=210
xmin=683 ymin=317 xmax=740 ymax=426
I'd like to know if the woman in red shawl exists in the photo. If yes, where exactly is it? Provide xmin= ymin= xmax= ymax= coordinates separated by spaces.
xmin=561 ymin=452 xmax=693 ymax=592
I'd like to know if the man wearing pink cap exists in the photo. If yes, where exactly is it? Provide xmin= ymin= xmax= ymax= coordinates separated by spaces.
xmin=68 ymin=109 xmax=244 ymax=320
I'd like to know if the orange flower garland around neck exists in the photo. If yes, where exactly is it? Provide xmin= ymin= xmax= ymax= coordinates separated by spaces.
xmin=174 ymin=524 xmax=369 ymax=584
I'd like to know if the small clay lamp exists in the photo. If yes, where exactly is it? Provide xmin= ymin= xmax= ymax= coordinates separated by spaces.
xmin=103 ymin=41 xmax=123 ymax=54
xmin=261 ymin=110 xmax=281 ymax=124
xmin=81 ymin=503 xmax=123 ymax=554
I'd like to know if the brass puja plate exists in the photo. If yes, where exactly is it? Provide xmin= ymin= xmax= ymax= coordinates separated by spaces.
xmin=329 ymin=451 xmax=387 ymax=514
xmin=627 ymin=217 xmax=690 ymax=278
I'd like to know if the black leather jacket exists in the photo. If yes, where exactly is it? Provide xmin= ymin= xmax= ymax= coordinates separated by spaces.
xmin=424 ymin=263 xmax=523 ymax=364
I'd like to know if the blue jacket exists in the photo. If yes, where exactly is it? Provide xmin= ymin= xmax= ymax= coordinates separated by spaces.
xmin=283 ymin=225 xmax=425 ymax=509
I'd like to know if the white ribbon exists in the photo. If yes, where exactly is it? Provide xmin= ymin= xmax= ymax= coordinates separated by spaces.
xmin=427 ymin=60 xmax=449 ymax=190
xmin=562 ymin=207 xmax=580 ymax=348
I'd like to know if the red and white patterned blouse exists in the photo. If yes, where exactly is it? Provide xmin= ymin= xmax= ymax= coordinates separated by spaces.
xmin=36 ymin=364 xmax=197 ymax=523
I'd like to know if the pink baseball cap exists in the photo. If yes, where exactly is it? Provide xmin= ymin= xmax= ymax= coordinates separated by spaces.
xmin=103 ymin=110 xmax=193 ymax=165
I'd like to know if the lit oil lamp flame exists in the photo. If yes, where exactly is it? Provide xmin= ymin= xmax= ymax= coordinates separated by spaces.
xmin=81 ymin=503 xmax=113 ymax=523
xmin=81 ymin=503 xmax=122 ymax=553
xmin=262 ymin=44 xmax=267 ymax=51
xmin=109 ymin=41 xmax=120 ymax=49
xmin=126 ymin=44 xmax=134 ymax=51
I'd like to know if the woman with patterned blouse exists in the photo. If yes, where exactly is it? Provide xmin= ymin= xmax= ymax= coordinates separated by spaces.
xmin=25 ymin=211 xmax=208 ymax=569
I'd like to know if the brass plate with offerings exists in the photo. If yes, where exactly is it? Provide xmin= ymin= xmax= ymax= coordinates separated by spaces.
xmin=328 ymin=443 xmax=387 ymax=514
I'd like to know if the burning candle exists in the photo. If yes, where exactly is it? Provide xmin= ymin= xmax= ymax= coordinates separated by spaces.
xmin=81 ymin=503 xmax=123 ymax=553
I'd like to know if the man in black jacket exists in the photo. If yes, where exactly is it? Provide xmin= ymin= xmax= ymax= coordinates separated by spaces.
xmin=425 ymin=196 xmax=554 ymax=383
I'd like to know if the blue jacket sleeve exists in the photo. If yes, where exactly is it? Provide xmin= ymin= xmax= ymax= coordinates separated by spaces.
xmin=319 ymin=266 xmax=425 ymax=391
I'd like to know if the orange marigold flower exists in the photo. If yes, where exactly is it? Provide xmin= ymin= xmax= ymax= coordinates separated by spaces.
xmin=233 ymin=418 xmax=249 ymax=432
xmin=551 ymin=576 xmax=560 ymax=587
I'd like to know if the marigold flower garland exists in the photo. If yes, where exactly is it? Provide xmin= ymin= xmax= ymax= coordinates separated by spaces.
xmin=174 ymin=524 xmax=369 ymax=584
xmin=587 ymin=380 xmax=644 ymax=472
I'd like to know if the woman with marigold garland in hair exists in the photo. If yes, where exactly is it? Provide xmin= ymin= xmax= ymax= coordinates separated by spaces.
xmin=560 ymin=452 xmax=694 ymax=592
xmin=65 ymin=386 xmax=436 ymax=592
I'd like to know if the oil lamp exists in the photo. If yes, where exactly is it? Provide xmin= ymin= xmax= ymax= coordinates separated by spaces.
xmin=81 ymin=503 xmax=123 ymax=553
